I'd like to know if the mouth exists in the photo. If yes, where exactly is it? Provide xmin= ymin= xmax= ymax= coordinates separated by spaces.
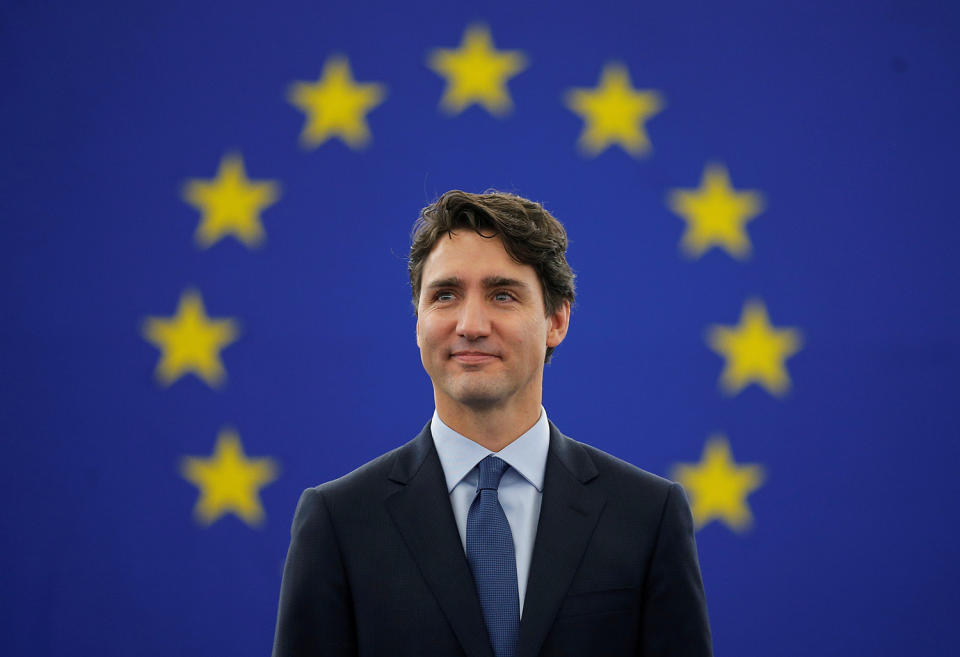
xmin=451 ymin=351 xmax=499 ymax=364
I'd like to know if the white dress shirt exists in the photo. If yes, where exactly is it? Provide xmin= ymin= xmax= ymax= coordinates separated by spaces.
xmin=430 ymin=407 xmax=550 ymax=616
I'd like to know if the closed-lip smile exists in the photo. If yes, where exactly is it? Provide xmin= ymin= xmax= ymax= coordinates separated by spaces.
xmin=451 ymin=351 xmax=498 ymax=361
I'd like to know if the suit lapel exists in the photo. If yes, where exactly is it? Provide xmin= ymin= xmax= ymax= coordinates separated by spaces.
xmin=516 ymin=422 xmax=605 ymax=657
xmin=384 ymin=425 xmax=494 ymax=657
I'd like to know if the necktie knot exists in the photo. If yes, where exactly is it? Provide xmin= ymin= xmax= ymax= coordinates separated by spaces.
xmin=477 ymin=455 xmax=509 ymax=491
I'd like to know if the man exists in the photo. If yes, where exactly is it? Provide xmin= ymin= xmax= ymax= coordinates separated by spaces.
xmin=272 ymin=190 xmax=712 ymax=657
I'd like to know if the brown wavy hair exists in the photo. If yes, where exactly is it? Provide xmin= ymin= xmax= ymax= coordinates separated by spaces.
xmin=408 ymin=190 xmax=575 ymax=362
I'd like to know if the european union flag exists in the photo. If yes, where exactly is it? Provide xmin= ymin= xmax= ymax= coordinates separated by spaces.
xmin=2 ymin=1 xmax=957 ymax=655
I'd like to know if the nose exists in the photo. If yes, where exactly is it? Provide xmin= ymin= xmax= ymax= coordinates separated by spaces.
xmin=456 ymin=293 xmax=491 ymax=340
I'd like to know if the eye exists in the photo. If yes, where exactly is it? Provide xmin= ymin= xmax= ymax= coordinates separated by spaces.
xmin=432 ymin=290 xmax=455 ymax=302
xmin=493 ymin=291 xmax=517 ymax=302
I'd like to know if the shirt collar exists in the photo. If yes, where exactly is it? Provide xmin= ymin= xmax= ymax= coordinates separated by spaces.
xmin=431 ymin=407 xmax=550 ymax=493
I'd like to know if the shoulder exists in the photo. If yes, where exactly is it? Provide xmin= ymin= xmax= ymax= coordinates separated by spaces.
xmin=580 ymin=440 xmax=677 ymax=498
xmin=551 ymin=421 xmax=673 ymax=491
xmin=551 ymin=424 xmax=682 ymax=514
xmin=314 ymin=446 xmax=400 ymax=496
xmin=579 ymin=440 xmax=672 ymax=488
xmin=300 ymin=422 xmax=432 ymax=506
xmin=550 ymin=428 xmax=695 ymax=550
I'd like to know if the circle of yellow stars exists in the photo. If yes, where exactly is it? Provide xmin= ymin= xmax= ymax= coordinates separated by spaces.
xmin=139 ymin=21 xmax=806 ymax=533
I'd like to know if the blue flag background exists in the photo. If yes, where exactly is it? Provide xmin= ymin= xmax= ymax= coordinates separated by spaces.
xmin=2 ymin=1 xmax=958 ymax=655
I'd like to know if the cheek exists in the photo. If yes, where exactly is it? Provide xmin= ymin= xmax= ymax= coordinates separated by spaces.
xmin=418 ymin=317 xmax=449 ymax=352
xmin=512 ymin=319 xmax=548 ymax=353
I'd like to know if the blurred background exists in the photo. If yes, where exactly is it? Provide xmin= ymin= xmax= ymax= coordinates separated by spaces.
xmin=2 ymin=0 xmax=958 ymax=654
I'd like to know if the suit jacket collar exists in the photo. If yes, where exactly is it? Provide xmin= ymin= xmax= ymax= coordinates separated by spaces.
xmin=386 ymin=421 xmax=434 ymax=486
xmin=517 ymin=422 xmax=605 ymax=657
xmin=386 ymin=423 xmax=494 ymax=657
xmin=385 ymin=420 xmax=606 ymax=657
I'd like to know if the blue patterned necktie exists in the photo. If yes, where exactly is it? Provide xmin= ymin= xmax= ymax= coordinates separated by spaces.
xmin=466 ymin=455 xmax=519 ymax=657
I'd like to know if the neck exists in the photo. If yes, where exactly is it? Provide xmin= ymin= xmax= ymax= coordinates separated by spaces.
xmin=435 ymin=391 xmax=543 ymax=452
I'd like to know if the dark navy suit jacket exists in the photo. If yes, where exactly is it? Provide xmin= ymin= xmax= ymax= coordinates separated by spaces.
xmin=272 ymin=421 xmax=713 ymax=656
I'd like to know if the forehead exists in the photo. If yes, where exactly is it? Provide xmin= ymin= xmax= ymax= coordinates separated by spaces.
xmin=421 ymin=230 xmax=536 ymax=281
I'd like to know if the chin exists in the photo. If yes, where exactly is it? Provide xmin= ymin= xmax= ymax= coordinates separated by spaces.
xmin=447 ymin=380 xmax=511 ymax=410
xmin=453 ymin=393 xmax=505 ymax=411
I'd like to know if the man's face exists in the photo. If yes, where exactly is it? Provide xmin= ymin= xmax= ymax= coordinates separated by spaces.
xmin=416 ymin=230 xmax=569 ymax=411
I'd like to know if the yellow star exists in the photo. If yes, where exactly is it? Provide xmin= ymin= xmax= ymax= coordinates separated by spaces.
xmin=706 ymin=299 xmax=802 ymax=396
xmin=671 ymin=435 xmax=765 ymax=532
xmin=142 ymin=289 xmax=239 ymax=388
xmin=668 ymin=164 xmax=764 ymax=259
xmin=288 ymin=56 xmax=386 ymax=149
xmin=181 ymin=153 xmax=280 ymax=249
xmin=427 ymin=24 xmax=528 ymax=116
xmin=564 ymin=62 xmax=664 ymax=157
xmin=181 ymin=428 xmax=279 ymax=527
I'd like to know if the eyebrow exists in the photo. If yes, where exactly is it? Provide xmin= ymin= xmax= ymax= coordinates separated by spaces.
xmin=426 ymin=276 xmax=531 ymax=291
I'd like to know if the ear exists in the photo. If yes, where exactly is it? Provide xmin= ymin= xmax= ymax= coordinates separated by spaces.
xmin=415 ymin=314 xmax=421 ymax=348
xmin=546 ymin=299 xmax=571 ymax=348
